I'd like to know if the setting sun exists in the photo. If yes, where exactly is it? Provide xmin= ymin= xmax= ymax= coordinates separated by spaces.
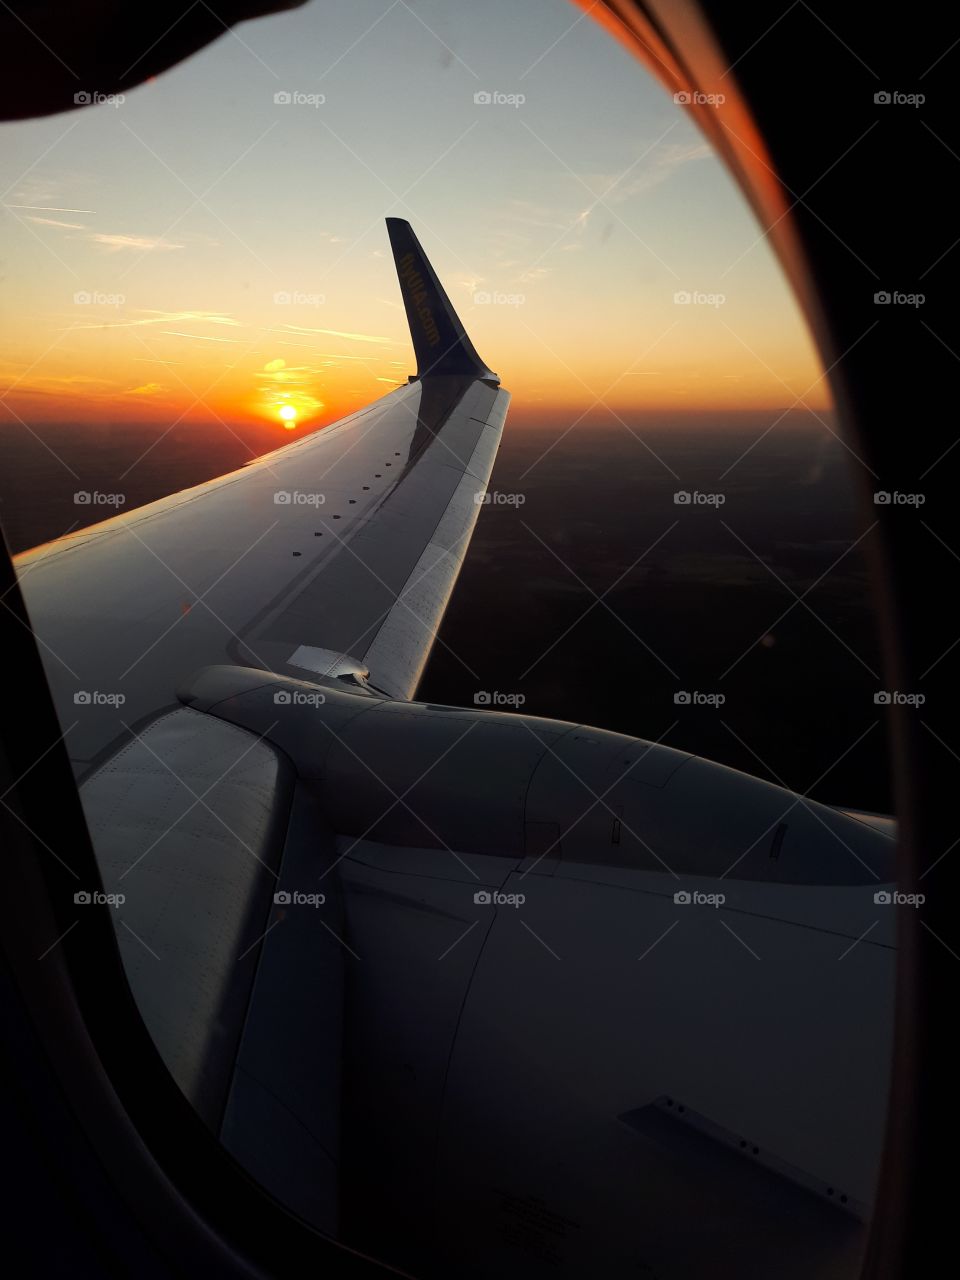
xmin=278 ymin=404 xmax=297 ymax=422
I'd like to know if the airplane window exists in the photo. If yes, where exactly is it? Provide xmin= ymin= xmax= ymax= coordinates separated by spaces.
xmin=0 ymin=2 xmax=893 ymax=1276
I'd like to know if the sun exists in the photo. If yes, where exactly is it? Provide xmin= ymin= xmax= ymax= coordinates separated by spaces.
xmin=278 ymin=404 xmax=297 ymax=426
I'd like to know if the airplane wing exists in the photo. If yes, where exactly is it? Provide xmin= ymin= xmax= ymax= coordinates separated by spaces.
xmin=11 ymin=216 xmax=894 ymax=1280
xmin=15 ymin=218 xmax=509 ymax=773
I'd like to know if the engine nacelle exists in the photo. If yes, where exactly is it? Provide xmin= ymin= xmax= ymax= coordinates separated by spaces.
xmin=180 ymin=665 xmax=892 ymax=885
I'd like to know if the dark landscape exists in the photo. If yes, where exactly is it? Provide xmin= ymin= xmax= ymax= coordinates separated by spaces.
xmin=0 ymin=407 xmax=891 ymax=811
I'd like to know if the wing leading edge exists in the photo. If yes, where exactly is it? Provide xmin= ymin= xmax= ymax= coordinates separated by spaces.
xmin=16 ymin=221 xmax=509 ymax=770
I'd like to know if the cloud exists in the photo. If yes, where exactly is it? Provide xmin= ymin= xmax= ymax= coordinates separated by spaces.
xmin=256 ymin=355 xmax=326 ymax=418
xmin=501 ymin=199 xmax=571 ymax=233
xmin=606 ymin=141 xmax=712 ymax=202
xmin=26 ymin=216 xmax=88 ymax=230
xmin=89 ymin=233 xmax=184 ymax=252
xmin=138 ymin=310 xmax=240 ymax=327
xmin=278 ymin=324 xmax=393 ymax=344
xmin=69 ymin=310 xmax=240 ymax=333
xmin=8 ymin=208 xmax=195 ymax=256
xmin=159 ymin=330 xmax=242 ymax=343
xmin=259 ymin=361 xmax=322 ymax=385
xmin=6 ymin=174 xmax=94 ymax=209
xmin=126 ymin=382 xmax=163 ymax=396
xmin=4 ymin=203 xmax=95 ymax=214
xmin=0 ymin=371 xmax=117 ymax=399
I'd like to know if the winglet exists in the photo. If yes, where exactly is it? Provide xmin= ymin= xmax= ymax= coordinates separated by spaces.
xmin=386 ymin=218 xmax=499 ymax=383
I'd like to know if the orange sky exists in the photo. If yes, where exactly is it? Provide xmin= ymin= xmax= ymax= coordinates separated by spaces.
xmin=0 ymin=0 xmax=831 ymax=437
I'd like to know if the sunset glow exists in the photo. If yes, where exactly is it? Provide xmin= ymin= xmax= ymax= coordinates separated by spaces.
xmin=0 ymin=0 xmax=830 ymax=440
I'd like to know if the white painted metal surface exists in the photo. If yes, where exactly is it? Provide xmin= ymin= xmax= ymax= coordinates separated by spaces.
xmin=16 ymin=375 xmax=508 ymax=769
